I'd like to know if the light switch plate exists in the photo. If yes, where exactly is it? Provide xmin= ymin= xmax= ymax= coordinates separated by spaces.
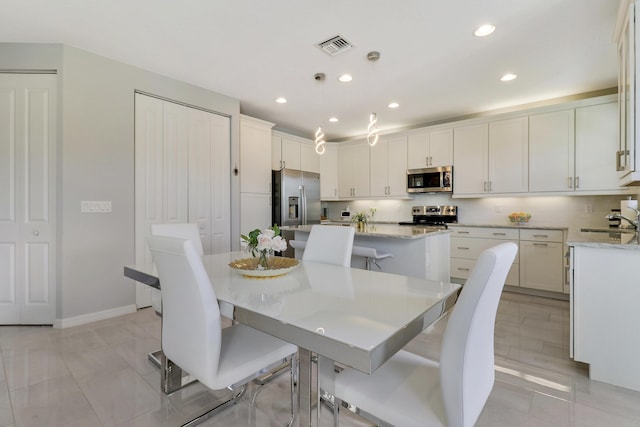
xmin=81 ymin=201 xmax=112 ymax=213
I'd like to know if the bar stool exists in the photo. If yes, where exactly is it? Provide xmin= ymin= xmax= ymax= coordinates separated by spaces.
xmin=352 ymin=245 xmax=393 ymax=271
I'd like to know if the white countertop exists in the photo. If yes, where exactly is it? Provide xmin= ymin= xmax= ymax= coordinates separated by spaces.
xmin=282 ymin=224 xmax=451 ymax=240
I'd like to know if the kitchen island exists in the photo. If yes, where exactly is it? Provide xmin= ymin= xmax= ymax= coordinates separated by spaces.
xmin=568 ymin=231 xmax=640 ymax=392
xmin=282 ymin=224 xmax=451 ymax=282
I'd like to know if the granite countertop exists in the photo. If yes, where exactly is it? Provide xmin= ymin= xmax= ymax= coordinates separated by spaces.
xmin=450 ymin=223 xmax=568 ymax=230
xmin=281 ymin=224 xmax=451 ymax=240
xmin=567 ymin=229 xmax=640 ymax=250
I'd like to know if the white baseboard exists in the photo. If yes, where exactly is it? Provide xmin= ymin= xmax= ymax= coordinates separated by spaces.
xmin=53 ymin=304 xmax=137 ymax=329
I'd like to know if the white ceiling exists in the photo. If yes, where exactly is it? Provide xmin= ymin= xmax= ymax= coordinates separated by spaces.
xmin=0 ymin=0 xmax=620 ymax=141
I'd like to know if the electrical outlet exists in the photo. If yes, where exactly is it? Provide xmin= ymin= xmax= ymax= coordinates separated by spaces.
xmin=584 ymin=203 xmax=593 ymax=214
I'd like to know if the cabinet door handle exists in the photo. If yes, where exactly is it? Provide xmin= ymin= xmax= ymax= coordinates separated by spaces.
xmin=568 ymin=176 xmax=572 ymax=189
xmin=489 ymin=181 xmax=492 ymax=192
xmin=532 ymin=234 xmax=548 ymax=238
xmin=457 ymin=267 xmax=470 ymax=271
xmin=457 ymin=231 xmax=470 ymax=234
xmin=483 ymin=181 xmax=487 ymax=192
xmin=575 ymin=176 xmax=580 ymax=189
xmin=492 ymin=232 xmax=506 ymax=236
xmin=457 ymin=247 xmax=470 ymax=250
xmin=533 ymin=243 xmax=548 ymax=247
xmin=426 ymin=156 xmax=429 ymax=166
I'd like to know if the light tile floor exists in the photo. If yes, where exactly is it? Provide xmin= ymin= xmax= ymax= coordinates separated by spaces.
xmin=2 ymin=292 xmax=640 ymax=426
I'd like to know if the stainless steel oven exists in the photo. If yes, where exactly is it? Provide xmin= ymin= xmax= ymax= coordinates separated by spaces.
xmin=406 ymin=166 xmax=452 ymax=193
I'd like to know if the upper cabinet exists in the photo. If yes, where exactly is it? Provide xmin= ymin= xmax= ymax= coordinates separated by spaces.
xmin=529 ymin=110 xmax=575 ymax=192
xmin=407 ymin=128 xmax=453 ymax=169
xmin=370 ymin=135 xmax=408 ymax=197
xmin=320 ymin=143 xmax=339 ymax=200
xmin=338 ymin=140 xmax=370 ymax=198
xmin=240 ymin=115 xmax=274 ymax=194
xmin=529 ymin=99 xmax=622 ymax=194
xmin=272 ymin=131 xmax=320 ymax=173
xmin=615 ymin=0 xmax=640 ymax=185
xmin=453 ymin=123 xmax=488 ymax=195
xmin=575 ymin=102 xmax=620 ymax=192
xmin=453 ymin=117 xmax=527 ymax=196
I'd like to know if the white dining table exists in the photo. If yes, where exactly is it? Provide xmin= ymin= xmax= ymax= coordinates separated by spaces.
xmin=124 ymin=251 xmax=461 ymax=427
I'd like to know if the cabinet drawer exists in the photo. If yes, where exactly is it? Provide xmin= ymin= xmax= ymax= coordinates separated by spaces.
xmin=520 ymin=229 xmax=563 ymax=243
xmin=449 ymin=226 xmax=519 ymax=240
xmin=451 ymin=257 xmax=519 ymax=286
xmin=451 ymin=237 xmax=520 ymax=262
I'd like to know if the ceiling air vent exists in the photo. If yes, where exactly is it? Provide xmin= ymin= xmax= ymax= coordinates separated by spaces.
xmin=316 ymin=35 xmax=353 ymax=56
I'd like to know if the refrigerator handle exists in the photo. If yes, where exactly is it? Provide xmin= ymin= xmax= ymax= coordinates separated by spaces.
xmin=300 ymin=185 xmax=306 ymax=225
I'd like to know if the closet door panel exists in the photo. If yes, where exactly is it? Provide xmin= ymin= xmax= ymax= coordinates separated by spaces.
xmin=162 ymin=101 xmax=189 ymax=223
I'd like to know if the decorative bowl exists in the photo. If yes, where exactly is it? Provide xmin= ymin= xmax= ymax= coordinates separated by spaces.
xmin=229 ymin=257 xmax=299 ymax=279
xmin=508 ymin=212 xmax=531 ymax=224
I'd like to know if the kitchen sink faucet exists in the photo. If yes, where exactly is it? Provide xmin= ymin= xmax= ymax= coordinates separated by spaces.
xmin=605 ymin=207 xmax=640 ymax=229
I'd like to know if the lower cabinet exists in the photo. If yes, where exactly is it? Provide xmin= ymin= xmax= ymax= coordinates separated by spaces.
xmin=519 ymin=229 xmax=564 ymax=293
xmin=449 ymin=226 xmax=566 ymax=294
xmin=450 ymin=227 xmax=520 ymax=286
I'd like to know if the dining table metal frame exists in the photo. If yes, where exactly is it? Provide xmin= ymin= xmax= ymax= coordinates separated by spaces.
xmin=124 ymin=251 xmax=460 ymax=427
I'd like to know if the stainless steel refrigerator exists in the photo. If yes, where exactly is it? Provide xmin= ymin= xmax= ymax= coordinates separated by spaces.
xmin=272 ymin=169 xmax=321 ymax=257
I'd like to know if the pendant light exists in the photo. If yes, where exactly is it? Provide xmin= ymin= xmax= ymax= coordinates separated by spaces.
xmin=366 ymin=51 xmax=380 ymax=147
xmin=313 ymin=72 xmax=326 ymax=154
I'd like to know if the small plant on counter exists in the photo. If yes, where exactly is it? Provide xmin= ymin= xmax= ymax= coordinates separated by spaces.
xmin=351 ymin=211 xmax=369 ymax=225
xmin=241 ymin=224 xmax=288 ymax=269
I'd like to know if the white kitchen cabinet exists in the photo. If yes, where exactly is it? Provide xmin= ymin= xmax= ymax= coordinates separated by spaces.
xmin=272 ymin=131 xmax=320 ymax=173
xmin=240 ymin=115 xmax=273 ymax=240
xmin=453 ymin=118 xmax=527 ymax=196
xmin=449 ymin=226 xmax=520 ymax=286
xmin=240 ymin=192 xmax=272 ymax=233
xmin=570 ymin=244 xmax=640 ymax=391
xmin=615 ymin=0 xmax=640 ymax=185
xmin=406 ymin=128 xmax=453 ymax=169
xmin=453 ymin=123 xmax=488 ymax=195
xmin=488 ymin=117 xmax=528 ymax=193
xmin=370 ymin=135 xmax=407 ymax=197
xmin=320 ymin=143 xmax=339 ymax=199
xmin=529 ymin=109 xmax=575 ymax=192
xmin=519 ymin=229 xmax=564 ymax=293
xmin=338 ymin=140 xmax=370 ymax=198
xmin=240 ymin=115 xmax=274 ymax=193
xmin=574 ymin=101 xmax=620 ymax=192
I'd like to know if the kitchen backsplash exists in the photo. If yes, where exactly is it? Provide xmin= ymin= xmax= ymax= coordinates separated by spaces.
xmin=324 ymin=193 xmax=640 ymax=237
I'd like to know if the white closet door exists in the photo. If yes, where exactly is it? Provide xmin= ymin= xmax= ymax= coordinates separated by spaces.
xmin=0 ymin=74 xmax=57 ymax=324
xmin=135 ymin=93 xmax=231 ymax=307
xmin=134 ymin=94 xmax=164 ymax=307
xmin=188 ymin=108 xmax=231 ymax=255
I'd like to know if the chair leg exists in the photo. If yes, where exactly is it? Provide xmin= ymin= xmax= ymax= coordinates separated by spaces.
xmin=181 ymin=384 xmax=247 ymax=427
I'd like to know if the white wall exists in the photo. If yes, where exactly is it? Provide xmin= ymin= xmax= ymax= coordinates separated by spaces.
xmin=0 ymin=43 xmax=241 ymax=323
xmin=325 ymin=192 xmax=640 ymax=239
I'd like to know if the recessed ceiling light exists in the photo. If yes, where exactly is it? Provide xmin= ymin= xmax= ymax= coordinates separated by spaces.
xmin=474 ymin=24 xmax=496 ymax=37
xmin=275 ymin=97 xmax=287 ymax=103
xmin=329 ymin=117 xmax=339 ymax=123
xmin=388 ymin=102 xmax=399 ymax=109
xmin=500 ymin=73 xmax=517 ymax=82
xmin=338 ymin=74 xmax=353 ymax=82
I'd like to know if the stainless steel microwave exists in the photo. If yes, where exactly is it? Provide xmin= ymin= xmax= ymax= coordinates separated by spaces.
xmin=406 ymin=166 xmax=453 ymax=193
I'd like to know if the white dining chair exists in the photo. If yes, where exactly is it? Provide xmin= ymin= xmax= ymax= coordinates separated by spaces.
xmin=328 ymin=242 xmax=518 ymax=427
xmin=146 ymin=235 xmax=298 ymax=426
xmin=150 ymin=223 xmax=234 ymax=319
xmin=302 ymin=225 xmax=355 ymax=267
xmin=351 ymin=245 xmax=393 ymax=270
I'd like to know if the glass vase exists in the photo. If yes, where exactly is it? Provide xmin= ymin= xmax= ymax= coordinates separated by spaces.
xmin=257 ymin=249 xmax=273 ymax=270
